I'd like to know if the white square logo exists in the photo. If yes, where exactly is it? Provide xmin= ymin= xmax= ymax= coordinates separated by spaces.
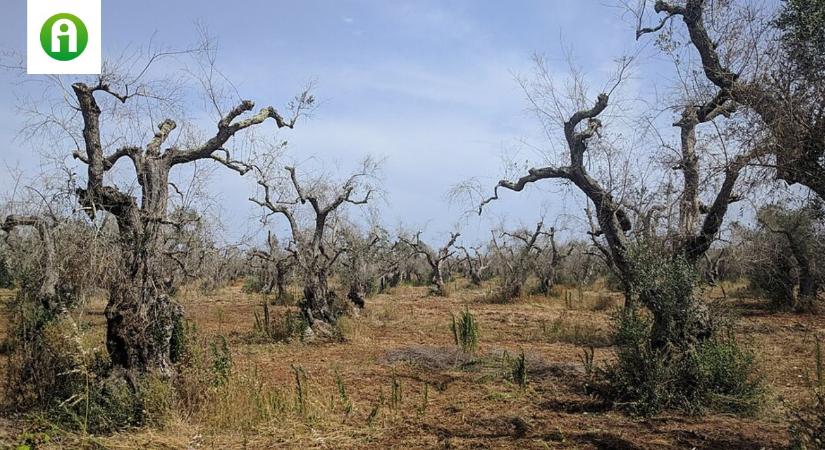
xmin=27 ymin=0 xmax=101 ymax=74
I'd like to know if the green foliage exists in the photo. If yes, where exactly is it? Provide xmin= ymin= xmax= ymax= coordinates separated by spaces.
xmin=776 ymin=0 xmax=825 ymax=79
xmin=747 ymin=203 xmax=824 ymax=312
xmin=209 ymin=335 xmax=232 ymax=386
xmin=450 ymin=306 xmax=479 ymax=353
xmin=505 ymin=350 xmax=528 ymax=389
xmin=628 ymin=241 xmax=708 ymax=349
xmin=599 ymin=308 xmax=763 ymax=416
xmin=242 ymin=275 xmax=266 ymax=294
xmin=599 ymin=241 xmax=763 ymax=416
xmin=334 ymin=370 xmax=352 ymax=415
xmin=14 ymin=431 xmax=52 ymax=450
xmin=253 ymin=302 xmax=307 ymax=342
xmin=390 ymin=369 xmax=402 ymax=410
xmin=169 ymin=316 xmax=193 ymax=364
xmin=292 ymin=364 xmax=308 ymax=417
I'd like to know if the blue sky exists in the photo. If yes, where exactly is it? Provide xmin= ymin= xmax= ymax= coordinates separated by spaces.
xmin=0 ymin=1 xmax=682 ymax=245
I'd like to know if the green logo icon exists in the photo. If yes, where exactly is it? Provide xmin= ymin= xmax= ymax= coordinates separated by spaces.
xmin=40 ymin=13 xmax=88 ymax=61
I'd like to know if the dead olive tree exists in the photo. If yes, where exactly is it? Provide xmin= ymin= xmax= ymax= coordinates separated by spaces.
xmin=456 ymin=244 xmax=489 ymax=287
xmin=250 ymin=159 xmax=379 ymax=331
xmin=64 ymin=59 xmax=313 ymax=375
xmin=489 ymin=222 xmax=544 ymax=300
xmin=339 ymin=226 xmax=392 ymax=308
xmin=399 ymin=232 xmax=460 ymax=296
xmin=249 ymin=231 xmax=296 ymax=302
xmin=533 ymin=226 xmax=573 ymax=295
xmin=473 ymin=48 xmax=762 ymax=353
xmin=478 ymin=76 xmax=636 ymax=303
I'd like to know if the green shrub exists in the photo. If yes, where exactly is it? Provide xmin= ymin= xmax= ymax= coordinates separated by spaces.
xmin=242 ymin=275 xmax=265 ymax=294
xmin=210 ymin=335 xmax=233 ymax=386
xmin=598 ymin=308 xmax=763 ymax=416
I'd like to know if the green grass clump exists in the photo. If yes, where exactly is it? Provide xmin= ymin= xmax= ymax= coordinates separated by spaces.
xmin=450 ymin=306 xmax=479 ymax=353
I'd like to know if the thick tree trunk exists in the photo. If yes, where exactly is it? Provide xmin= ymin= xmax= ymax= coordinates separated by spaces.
xmin=103 ymin=159 xmax=182 ymax=376
xmin=71 ymin=81 xmax=295 ymax=375
xmin=787 ymin=232 xmax=819 ymax=313
xmin=347 ymin=284 xmax=366 ymax=309
xmin=468 ymin=268 xmax=483 ymax=286
xmin=538 ymin=268 xmax=556 ymax=296
xmin=677 ymin=107 xmax=701 ymax=238
xmin=431 ymin=262 xmax=448 ymax=296
xmin=300 ymin=271 xmax=336 ymax=324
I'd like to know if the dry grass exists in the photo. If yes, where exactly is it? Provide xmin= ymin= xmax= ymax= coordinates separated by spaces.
xmin=0 ymin=281 xmax=822 ymax=448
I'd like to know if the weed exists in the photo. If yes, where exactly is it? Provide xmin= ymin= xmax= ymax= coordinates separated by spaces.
xmin=450 ymin=306 xmax=479 ymax=353
xmin=367 ymin=390 xmax=383 ymax=426
xmin=253 ymin=303 xmax=306 ymax=342
xmin=334 ymin=370 xmax=353 ymax=415
xmin=580 ymin=346 xmax=595 ymax=377
xmin=537 ymin=313 xmax=611 ymax=347
xmin=418 ymin=382 xmax=429 ymax=415
xmin=292 ymin=364 xmax=308 ymax=417
xmin=209 ymin=335 xmax=232 ymax=386
xmin=390 ymin=370 xmax=402 ymax=410
xmin=508 ymin=350 xmax=528 ymax=389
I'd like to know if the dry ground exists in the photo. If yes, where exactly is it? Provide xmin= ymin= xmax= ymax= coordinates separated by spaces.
xmin=1 ymin=280 xmax=824 ymax=449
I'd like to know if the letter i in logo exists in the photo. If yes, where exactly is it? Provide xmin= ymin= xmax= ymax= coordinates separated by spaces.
xmin=40 ymin=13 xmax=88 ymax=61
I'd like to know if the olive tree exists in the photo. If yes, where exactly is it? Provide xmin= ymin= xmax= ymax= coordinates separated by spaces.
xmin=18 ymin=44 xmax=316 ymax=376
xmin=399 ymin=231 xmax=460 ymax=296
xmin=250 ymin=158 xmax=380 ymax=330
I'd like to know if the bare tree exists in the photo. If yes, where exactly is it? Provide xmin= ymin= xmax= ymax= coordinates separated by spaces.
xmin=489 ymin=222 xmax=544 ymax=300
xmin=533 ymin=226 xmax=573 ymax=295
xmin=399 ymin=232 xmax=460 ymax=296
xmin=456 ymin=244 xmax=488 ymax=286
xmin=249 ymin=231 xmax=296 ymax=302
xmin=479 ymin=81 xmax=637 ymax=302
xmin=340 ymin=226 xmax=388 ymax=308
xmin=62 ymin=52 xmax=313 ymax=375
xmin=250 ymin=159 xmax=379 ymax=331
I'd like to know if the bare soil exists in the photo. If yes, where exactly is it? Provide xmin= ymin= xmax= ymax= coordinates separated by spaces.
xmin=1 ymin=282 xmax=822 ymax=449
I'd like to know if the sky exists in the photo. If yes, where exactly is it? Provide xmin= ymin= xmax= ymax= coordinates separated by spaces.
xmin=0 ymin=0 xmax=686 ymax=246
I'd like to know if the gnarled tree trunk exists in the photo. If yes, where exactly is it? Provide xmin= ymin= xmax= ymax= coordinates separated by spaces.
xmin=72 ymin=81 xmax=300 ymax=375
